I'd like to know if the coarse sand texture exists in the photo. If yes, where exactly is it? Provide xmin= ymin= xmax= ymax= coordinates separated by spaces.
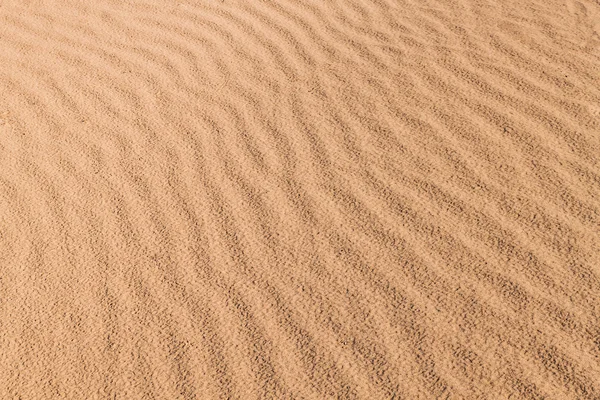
xmin=0 ymin=0 xmax=599 ymax=398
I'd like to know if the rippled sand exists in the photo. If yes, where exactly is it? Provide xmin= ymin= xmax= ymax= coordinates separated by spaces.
xmin=0 ymin=0 xmax=599 ymax=398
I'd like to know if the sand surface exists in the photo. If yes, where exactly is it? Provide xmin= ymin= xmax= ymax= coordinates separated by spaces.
xmin=0 ymin=0 xmax=599 ymax=398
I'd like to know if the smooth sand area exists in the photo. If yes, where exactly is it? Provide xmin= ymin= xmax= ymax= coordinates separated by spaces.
xmin=0 ymin=0 xmax=599 ymax=398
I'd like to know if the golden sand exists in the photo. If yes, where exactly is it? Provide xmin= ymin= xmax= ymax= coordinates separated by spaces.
xmin=0 ymin=0 xmax=599 ymax=398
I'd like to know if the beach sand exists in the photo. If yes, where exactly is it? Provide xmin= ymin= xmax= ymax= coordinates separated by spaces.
xmin=0 ymin=0 xmax=599 ymax=398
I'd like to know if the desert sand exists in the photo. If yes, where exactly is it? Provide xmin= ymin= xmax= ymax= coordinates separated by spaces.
xmin=0 ymin=0 xmax=599 ymax=398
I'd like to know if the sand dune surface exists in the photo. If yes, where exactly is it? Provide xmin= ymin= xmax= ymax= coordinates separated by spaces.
xmin=0 ymin=0 xmax=599 ymax=398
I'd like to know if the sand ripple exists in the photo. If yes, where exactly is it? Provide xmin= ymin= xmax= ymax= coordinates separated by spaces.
xmin=0 ymin=0 xmax=599 ymax=398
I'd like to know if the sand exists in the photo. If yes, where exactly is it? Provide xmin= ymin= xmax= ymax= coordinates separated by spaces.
xmin=0 ymin=0 xmax=599 ymax=398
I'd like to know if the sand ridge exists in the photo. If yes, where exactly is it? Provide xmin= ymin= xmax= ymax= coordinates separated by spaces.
xmin=0 ymin=0 xmax=599 ymax=398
